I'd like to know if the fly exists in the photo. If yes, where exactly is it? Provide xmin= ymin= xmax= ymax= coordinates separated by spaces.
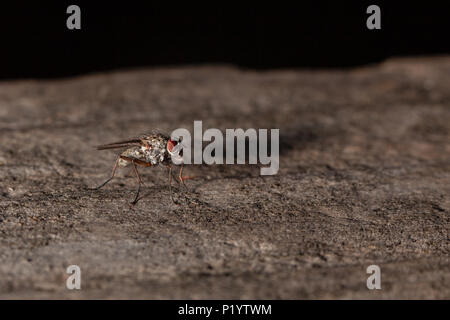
xmin=90 ymin=132 xmax=191 ymax=205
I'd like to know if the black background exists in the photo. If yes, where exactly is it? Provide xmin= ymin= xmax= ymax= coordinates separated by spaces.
xmin=0 ymin=300 xmax=447 ymax=319
xmin=0 ymin=1 xmax=449 ymax=79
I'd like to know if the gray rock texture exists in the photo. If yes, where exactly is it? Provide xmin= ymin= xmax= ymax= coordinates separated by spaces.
xmin=0 ymin=57 xmax=449 ymax=299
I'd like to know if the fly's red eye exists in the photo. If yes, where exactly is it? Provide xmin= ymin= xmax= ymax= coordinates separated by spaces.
xmin=168 ymin=139 xmax=177 ymax=152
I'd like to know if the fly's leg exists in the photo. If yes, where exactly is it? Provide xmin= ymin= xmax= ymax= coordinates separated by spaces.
xmin=126 ymin=167 xmax=135 ymax=177
xmin=130 ymin=160 xmax=143 ymax=205
xmin=90 ymin=156 xmax=119 ymax=190
xmin=178 ymin=164 xmax=195 ymax=191
xmin=168 ymin=165 xmax=174 ymax=203
xmin=167 ymin=165 xmax=178 ymax=204
xmin=117 ymin=155 xmax=153 ymax=206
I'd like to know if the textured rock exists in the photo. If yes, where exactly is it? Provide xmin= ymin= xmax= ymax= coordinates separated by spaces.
xmin=0 ymin=56 xmax=449 ymax=299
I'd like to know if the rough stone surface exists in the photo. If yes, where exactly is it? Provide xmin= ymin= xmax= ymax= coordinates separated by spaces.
xmin=0 ymin=57 xmax=449 ymax=299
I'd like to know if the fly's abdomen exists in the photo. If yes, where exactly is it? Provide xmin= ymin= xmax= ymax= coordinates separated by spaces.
xmin=119 ymin=147 xmax=147 ymax=167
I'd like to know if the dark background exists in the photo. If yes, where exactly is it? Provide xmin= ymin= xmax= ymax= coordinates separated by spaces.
xmin=0 ymin=2 xmax=449 ymax=79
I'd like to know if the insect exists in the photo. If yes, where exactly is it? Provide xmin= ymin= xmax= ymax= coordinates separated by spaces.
xmin=90 ymin=132 xmax=190 ymax=205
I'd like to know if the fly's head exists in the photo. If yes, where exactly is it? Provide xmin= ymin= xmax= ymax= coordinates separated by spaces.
xmin=167 ymin=136 xmax=184 ymax=164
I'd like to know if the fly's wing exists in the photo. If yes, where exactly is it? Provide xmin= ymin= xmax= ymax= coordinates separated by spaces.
xmin=96 ymin=138 xmax=142 ymax=150
xmin=96 ymin=129 xmax=170 ymax=151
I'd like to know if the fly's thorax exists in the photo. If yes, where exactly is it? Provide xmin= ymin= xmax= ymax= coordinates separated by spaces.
xmin=141 ymin=139 xmax=167 ymax=165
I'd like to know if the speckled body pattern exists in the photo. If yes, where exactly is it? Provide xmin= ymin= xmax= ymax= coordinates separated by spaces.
xmin=117 ymin=133 xmax=171 ymax=167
